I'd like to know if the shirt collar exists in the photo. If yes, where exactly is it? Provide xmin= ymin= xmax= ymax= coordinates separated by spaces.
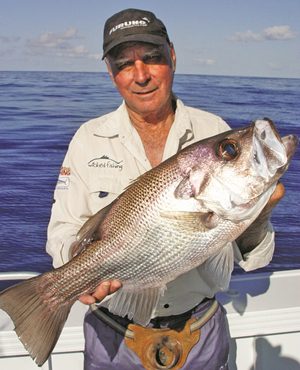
xmin=171 ymin=98 xmax=194 ymax=142
xmin=161 ymin=98 xmax=194 ymax=161
xmin=94 ymin=98 xmax=194 ymax=141
xmin=93 ymin=101 xmax=128 ymax=138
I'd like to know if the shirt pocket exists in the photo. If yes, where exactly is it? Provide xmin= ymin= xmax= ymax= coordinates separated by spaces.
xmin=88 ymin=175 xmax=129 ymax=214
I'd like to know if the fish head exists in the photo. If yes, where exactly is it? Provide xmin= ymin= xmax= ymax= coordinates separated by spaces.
xmin=176 ymin=119 xmax=298 ymax=221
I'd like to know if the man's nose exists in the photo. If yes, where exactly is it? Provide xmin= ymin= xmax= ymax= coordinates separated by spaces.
xmin=134 ymin=60 xmax=151 ymax=86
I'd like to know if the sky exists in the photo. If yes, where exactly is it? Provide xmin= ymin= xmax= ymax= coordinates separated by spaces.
xmin=0 ymin=0 xmax=299 ymax=78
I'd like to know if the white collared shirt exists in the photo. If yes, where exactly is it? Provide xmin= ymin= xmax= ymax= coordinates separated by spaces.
xmin=46 ymin=99 xmax=274 ymax=316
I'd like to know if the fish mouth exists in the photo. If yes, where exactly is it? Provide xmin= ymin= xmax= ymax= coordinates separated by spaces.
xmin=252 ymin=119 xmax=298 ymax=180
xmin=282 ymin=133 xmax=299 ymax=160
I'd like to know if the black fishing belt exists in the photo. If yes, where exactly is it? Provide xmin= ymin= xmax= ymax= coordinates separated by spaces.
xmin=90 ymin=298 xmax=219 ymax=370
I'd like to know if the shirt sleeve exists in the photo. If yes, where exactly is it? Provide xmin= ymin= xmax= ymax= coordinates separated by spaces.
xmin=233 ymin=222 xmax=275 ymax=271
xmin=46 ymin=133 xmax=92 ymax=268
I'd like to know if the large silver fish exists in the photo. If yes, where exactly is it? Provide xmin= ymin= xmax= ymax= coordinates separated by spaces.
xmin=0 ymin=119 xmax=297 ymax=366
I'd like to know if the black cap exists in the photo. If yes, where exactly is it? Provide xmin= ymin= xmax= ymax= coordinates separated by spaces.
xmin=102 ymin=8 xmax=170 ymax=59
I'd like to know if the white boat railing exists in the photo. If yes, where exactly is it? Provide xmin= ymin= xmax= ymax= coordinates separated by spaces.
xmin=0 ymin=270 xmax=86 ymax=370
xmin=1 ymin=269 xmax=300 ymax=369
xmin=0 ymin=271 xmax=54 ymax=369
xmin=0 ymin=272 xmax=40 ymax=281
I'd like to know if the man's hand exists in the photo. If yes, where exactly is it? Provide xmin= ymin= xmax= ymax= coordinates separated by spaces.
xmin=261 ymin=181 xmax=285 ymax=214
xmin=79 ymin=280 xmax=122 ymax=305
xmin=236 ymin=182 xmax=285 ymax=255
xmin=69 ymin=241 xmax=122 ymax=305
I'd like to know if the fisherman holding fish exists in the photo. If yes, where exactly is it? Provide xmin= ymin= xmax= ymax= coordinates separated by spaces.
xmin=1 ymin=7 xmax=294 ymax=370
xmin=47 ymin=8 xmax=287 ymax=370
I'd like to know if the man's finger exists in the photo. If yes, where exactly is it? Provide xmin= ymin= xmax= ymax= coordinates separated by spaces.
xmin=269 ymin=182 xmax=285 ymax=205
xmin=79 ymin=294 xmax=97 ymax=305
xmin=109 ymin=279 xmax=122 ymax=294
xmin=264 ymin=182 xmax=285 ymax=212
xmin=92 ymin=280 xmax=122 ymax=301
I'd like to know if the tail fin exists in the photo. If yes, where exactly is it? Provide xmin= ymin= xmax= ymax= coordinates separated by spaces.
xmin=0 ymin=273 xmax=74 ymax=366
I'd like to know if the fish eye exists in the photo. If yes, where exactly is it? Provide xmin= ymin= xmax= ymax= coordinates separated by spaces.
xmin=217 ymin=139 xmax=240 ymax=161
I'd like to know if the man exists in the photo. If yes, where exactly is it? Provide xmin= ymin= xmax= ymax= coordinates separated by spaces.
xmin=46 ymin=8 xmax=284 ymax=369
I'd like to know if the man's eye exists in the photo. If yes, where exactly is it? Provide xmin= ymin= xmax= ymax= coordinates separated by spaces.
xmin=115 ymin=61 xmax=133 ymax=70
xmin=143 ymin=54 xmax=163 ymax=64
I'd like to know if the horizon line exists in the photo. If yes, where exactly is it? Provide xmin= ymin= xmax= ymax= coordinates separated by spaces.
xmin=0 ymin=70 xmax=299 ymax=80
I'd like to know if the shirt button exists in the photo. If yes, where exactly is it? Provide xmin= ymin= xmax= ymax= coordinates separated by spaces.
xmin=99 ymin=191 xmax=109 ymax=198
xmin=164 ymin=303 xmax=170 ymax=309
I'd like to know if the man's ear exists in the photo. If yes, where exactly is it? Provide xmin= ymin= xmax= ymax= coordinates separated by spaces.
xmin=169 ymin=42 xmax=176 ymax=72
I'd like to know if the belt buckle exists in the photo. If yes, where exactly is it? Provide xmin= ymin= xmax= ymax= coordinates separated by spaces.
xmin=125 ymin=318 xmax=200 ymax=370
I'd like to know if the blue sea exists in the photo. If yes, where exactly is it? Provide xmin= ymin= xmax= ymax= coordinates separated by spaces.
xmin=0 ymin=71 xmax=299 ymax=286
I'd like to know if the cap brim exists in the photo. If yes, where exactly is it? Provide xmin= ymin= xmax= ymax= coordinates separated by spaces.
xmin=102 ymin=34 xmax=167 ymax=59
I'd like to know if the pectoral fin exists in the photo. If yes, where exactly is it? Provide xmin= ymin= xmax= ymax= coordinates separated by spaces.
xmin=175 ymin=170 xmax=209 ymax=200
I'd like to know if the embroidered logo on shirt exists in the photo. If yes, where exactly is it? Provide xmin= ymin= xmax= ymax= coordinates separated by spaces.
xmin=56 ymin=166 xmax=71 ymax=190
xmin=60 ymin=166 xmax=71 ymax=176
xmin=88 ymin=155 xmax=123 ymax=171
xmin=56 ymin=176 xmax=70 ymax=190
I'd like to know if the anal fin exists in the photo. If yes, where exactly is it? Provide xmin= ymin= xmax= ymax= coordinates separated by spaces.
xmin=101 ymin=286 xmax=166 ymax=326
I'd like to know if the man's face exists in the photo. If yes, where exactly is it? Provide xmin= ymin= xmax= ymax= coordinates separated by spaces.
xmin=106 ymin=42 xmax=176 ymax=117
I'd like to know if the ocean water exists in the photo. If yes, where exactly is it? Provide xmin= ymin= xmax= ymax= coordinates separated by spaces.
xmin=0 ymin=71 xmax=299 ymax=283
